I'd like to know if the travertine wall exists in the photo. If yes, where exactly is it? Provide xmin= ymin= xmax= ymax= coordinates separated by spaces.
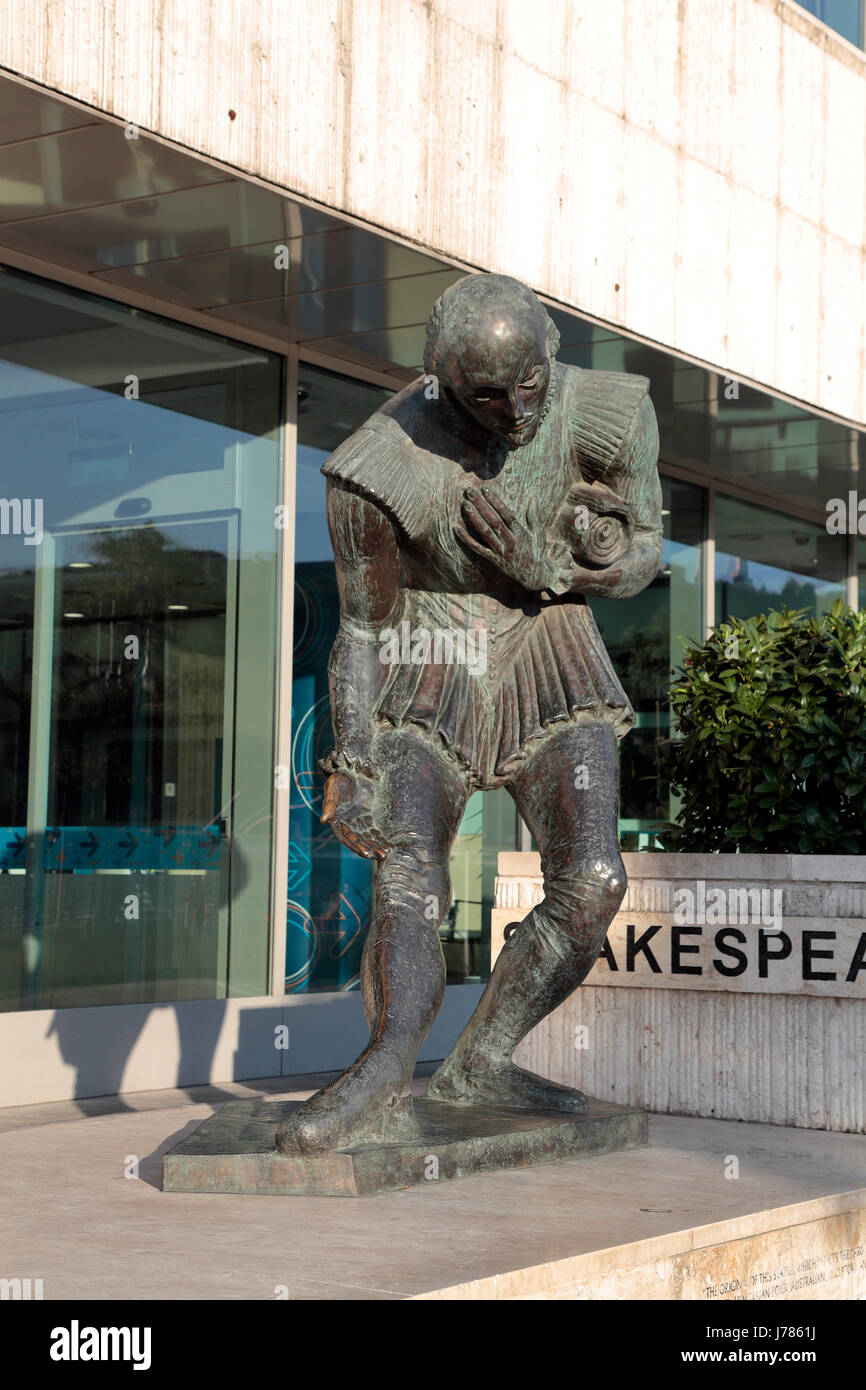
xmin=417 ymin=1189 xmax=866 ymax=1300
xmin=494 ymin=852 xmax=866 ymax=1132
xmin=0 ymin=0 xmax=864 ymax=422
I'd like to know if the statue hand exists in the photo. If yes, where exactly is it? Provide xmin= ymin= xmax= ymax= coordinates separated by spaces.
xmin=321 ymin=770 xmax=390 ymax=861
xmin=456 ymin=487 xmax=574 ymax=594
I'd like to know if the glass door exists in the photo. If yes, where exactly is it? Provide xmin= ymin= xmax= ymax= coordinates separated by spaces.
xmin=0 ymin=267 xmax=283 ymax=1011
xmin=18 ymin=512 xmax=236 ymax=1008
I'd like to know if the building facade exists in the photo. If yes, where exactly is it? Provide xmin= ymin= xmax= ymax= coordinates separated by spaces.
xmin=0 ymin=0 xmax=864 ymax=1103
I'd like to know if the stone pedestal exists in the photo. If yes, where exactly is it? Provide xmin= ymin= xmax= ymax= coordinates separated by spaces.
xmin=495 ymin=851 xmax=866 ymax=1133
xmin=162 ymin=1096 xmax=647 ymax=1198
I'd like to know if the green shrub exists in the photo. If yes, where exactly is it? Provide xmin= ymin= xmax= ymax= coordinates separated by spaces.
xmin=660 ymin=602 xmax=866 ymax=854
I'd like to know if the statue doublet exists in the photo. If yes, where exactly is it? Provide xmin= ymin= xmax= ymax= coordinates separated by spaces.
xmin=322 ymin=363 xmax=656 ymax=788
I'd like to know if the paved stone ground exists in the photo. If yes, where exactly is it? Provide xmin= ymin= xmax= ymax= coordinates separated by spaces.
xmin=2 ymin=1072 xmax=865 ymax=1300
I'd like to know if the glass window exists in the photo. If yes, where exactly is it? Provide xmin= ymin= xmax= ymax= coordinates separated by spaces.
xmin=715 ymin=493 xmax=847 ymax=624
xmin=0 ymin=266 xmax=283 ymax=1011
xmin=557 ymin=317 xmax=858 ymax=534
xmin=289 ymin=362 xmax=515 ymax=993
xmin=288 ymin=365 xmax=391 ymax=994
xmin=795 ymin=0 xmax=863 ymax=47
xmin=590 ymin=477 xmax=705 ymax=846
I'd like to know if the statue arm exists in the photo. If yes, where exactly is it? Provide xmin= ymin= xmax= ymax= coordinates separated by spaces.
xmin=559 ymin=392 xmax=664 ymax=600
xmin=323 ymin=480 xmax=401 ymax=778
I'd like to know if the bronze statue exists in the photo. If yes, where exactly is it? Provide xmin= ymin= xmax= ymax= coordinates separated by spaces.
xmin=276 ymin=273 xmax=662 ymax=1155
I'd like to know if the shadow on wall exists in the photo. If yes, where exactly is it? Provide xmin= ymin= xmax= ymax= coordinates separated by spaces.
xmin=27 ymin=986 xmax=484 ymax=1111
xmin=5 ymin=835 xmax=484 ymax=1108
xmin=40 ymin=994 xmax=373 ymax=1114
xmin=5 ymin=837 xmax=301 ymax=1107
xmin=45 ymin=1002 xmax=243 ymax=1114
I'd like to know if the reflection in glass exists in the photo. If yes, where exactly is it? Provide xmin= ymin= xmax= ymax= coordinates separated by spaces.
xmin=715 ymin=494 xmax=846 ymax=624
xmin=288 ymin=366 xmax=392 ymax=995
xmin=591 ymin=478 xmax=705 ymax=846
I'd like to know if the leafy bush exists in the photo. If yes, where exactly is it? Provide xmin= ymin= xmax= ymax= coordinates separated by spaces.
xmin=661 ymin=602 xmax=866 ymax=854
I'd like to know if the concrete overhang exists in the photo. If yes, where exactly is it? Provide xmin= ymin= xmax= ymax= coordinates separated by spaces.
xmin=0 ymin=67 xmax=861 ymax=536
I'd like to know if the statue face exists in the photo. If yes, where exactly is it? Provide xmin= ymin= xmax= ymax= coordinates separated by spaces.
xmin=447 ymin=318 xmax=552 ymax=448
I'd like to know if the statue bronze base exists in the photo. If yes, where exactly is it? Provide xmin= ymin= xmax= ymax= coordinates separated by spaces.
xmin=162 ymin=1096 xmax=647 ymax=1198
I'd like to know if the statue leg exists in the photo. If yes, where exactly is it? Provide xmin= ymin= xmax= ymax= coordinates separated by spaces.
xmin=426 ymin=721 xmax=625 ymax=1111
xmin=276 ymin=726 xmax=469 ymax=1154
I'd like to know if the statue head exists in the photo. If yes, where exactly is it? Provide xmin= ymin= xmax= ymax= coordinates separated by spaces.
xmin=424 ymin=274 xmax=560 ymax=447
